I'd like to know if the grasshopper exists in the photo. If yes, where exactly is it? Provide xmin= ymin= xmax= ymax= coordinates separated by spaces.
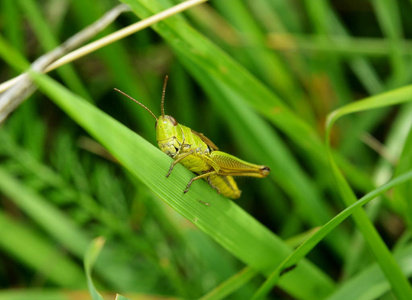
xmin=115 ymin=76 xmax=270 ymax=199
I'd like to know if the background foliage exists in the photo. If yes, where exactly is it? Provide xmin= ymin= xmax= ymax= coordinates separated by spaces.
xmin=0 ymin=0 xmax=412 ymax=299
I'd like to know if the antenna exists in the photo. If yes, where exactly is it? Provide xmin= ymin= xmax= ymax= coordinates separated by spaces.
xmin=161 ymin=75 xmax=169 ymax=117
xmin=114 ymin=88 xmax=157 ymax=121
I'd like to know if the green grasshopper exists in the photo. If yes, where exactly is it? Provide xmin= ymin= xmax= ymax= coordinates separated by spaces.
xmin=115 ymin=76 xmax=270 ymax=199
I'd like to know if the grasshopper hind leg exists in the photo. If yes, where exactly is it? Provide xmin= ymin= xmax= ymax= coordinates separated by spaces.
xmin=184 ymin=171 xmax=217 ymax=194
xmin=207 ymin=176 xmax=221 ymax=194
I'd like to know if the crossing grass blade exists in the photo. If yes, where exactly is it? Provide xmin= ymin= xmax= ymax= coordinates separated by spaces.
xmin=252 ymin=170 xmax=412 ymax=300
xmin=326 ymin=85 xmax=412 ymax=300
xmin=327 ymin=243 xmax=412 ymax=300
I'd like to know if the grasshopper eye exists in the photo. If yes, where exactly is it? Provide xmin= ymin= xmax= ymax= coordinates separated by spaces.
xmin=167 ymin=116 xmax=177 ymax=126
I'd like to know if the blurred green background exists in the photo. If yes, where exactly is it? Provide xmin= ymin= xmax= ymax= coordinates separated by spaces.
xmin=0 ymin=0 xmax=412 ymax=299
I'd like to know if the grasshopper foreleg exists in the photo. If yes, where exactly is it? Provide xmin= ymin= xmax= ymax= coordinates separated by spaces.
xmin=184 ymin=170 xmax=217 ymax=193
xmin=171 ymin=132 xmax=186 ymax=159
xmin=166 ymin=151 xmax=194 ymax=178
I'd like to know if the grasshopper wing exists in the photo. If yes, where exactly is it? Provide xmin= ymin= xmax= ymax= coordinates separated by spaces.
xmin=191 ymin=129 xmax=219 ymax=150
xmin=210 ymin=151 xmax=270 ymax=178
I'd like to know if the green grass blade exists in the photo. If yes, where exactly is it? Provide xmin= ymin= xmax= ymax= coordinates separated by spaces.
xmin=326 ymin=151 xmax=411 ymax=300
xmin=0 ymin=34 xmax=30 ymax=71
xmin=0 ymin=166 xmax=91 ymax=256
xmin=303 ymin=0 xmax=352 ymax=105
xmin=393 ymin=125 xmax=412 ymax=226
xmin=17 ymin=0 xmax=92 ymax=101
xmin=326 ymin=86 xmax=412 ymax=299
xmin=327 ymin=244 xmax=412 ymax=300
xmin=268 ymin=35 xmax=412 ymax=57
xmin=199 ymin=267 xmax=258 ymax=300
xmin=0 ymin=290 xmax=86 ymax=300
xmin=371 ymin=0 xmax=406 ymax=87
xmin=302 ymin=0 xmax=384 ymax=98
xmin=212 ymin=1 xmax=308 ymax=111
xmin=84 ymin=237 xmax=106 ymax=300
xmin=0 ymin=163 xmax=138 ymax=291
xmin=1 ymin=0 xmax=23 ymax=55
xmin=326 ymin=85 xmax=412 ymax=128
xmin=252 ymin=170 xmax=412 ymax=300
xmin=30 ymin=71 xmax=335 ymax=299
xmin=371 ymin=103 xmax=412 ymax=190
xmin=69 ymin=0 xmax=155 ymax=135
xmin=115 ymin=295 xmax=131 ymax=300
xmin=0 ymin=210 xmax=86 ymax=288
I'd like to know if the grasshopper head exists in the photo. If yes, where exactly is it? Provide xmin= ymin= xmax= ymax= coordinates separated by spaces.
xmin=115 ymin=76 xmax=179 ymax=156
xmin=156 ymin=115 xmax=180 ymax=156
xmin=154 ymin=76 xmax=181 ymax=156
xmin=156 ymin=115 xmax=177 ymax=138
